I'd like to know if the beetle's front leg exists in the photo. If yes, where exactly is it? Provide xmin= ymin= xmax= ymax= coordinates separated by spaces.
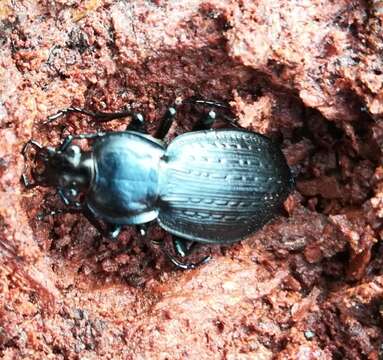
xmin=58 ymin=133 xmax=105 ymax=152
xmin=45 ymin=107 xmax=135 ymax=125
xmin=38 ymin=193 xmax=119 ymax=239
xmin=37 ymin=188 xmax=82 ymax=220
xmin=37 ymin=205 xmax=82 ymax=221
xmin=45 ymin=106 xmax=149 ymax=135
xmin=74 ymin=205 xmax=122 ymax=240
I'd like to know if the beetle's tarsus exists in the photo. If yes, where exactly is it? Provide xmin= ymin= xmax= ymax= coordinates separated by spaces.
xmin=163 ymin=247 xmax=211 ymax=270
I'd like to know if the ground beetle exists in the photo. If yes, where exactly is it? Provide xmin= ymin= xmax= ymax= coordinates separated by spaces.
xmin=22 ymin=99 xmax=294 ymax=269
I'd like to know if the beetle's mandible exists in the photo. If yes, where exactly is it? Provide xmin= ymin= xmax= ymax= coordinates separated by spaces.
xmin=22 ymin=100 xmax=294 ymax=269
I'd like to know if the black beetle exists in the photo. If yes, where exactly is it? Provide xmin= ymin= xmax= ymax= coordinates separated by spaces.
xmin=22 ymin=100 xmax=294 ymax=269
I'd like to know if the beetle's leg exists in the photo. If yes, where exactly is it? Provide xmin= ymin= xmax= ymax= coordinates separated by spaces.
xmin=186 ymin=98 xmax=240 ymax=128
xmin=38 ymin=189 xmax=83 ymax=220
xmin=80 ymin=206 xmax=115 ymax=238
xmin=45 ymin=107 xmax=149 ymax=134
xmin=37 ymin=205 xmax=82 ymax=220
xmin=80 ymin=205 xmax=122 ymax=240
xmin=184 ymin=98 xmax=230 ymax=110
xmin=160 ymin=244 xmax=211 ymax=270
xmin=106 ymin=224 xmax=122 ymax=240
xmin=136 ymin=223 xmax=151 ymax=237
xmin=192 ymin=110 xmax=217 ymax=131
xmin=80 ymin=204 xmax=122 ymax=240
xmin=154 ymin=107 xmax=177 ymax=139
xmin=44 ymin=107 xmax=137 ymax=125
xmin=37 ymin=195 xmax=122 ymax=239
xmin=172 ymin=237 xmax=197 ymax=257
xmin=125 ymin=113 xmax=148 ymax=134
xmin=58 ymin=132 xmax=105 ymax=152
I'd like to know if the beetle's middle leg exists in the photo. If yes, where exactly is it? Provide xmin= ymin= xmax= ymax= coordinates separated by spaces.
xmin=154 ymin=107 xmax=177 ymax=139
xmin=166 ymin=236 xmax=211 ymax=270
xmin=161 ymin=241 xmax=211 ymax=270
xmin=135 ymin=224 xmax=211 ymax=270
xmin=172 ymin=237 xmax=197 ymax=257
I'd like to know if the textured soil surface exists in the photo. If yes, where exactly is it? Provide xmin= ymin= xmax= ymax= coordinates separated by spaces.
xmin=1 ymin=0 xmax=383 ymax=359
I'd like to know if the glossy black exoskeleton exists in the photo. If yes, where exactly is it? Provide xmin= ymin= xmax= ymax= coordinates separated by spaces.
xmin=22 ymin=100 xmax=294 ymax=269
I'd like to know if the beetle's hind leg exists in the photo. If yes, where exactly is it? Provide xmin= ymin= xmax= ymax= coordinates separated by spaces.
xmin=192 ymin=110 xmax=217 ymax=131
xmin=187 ymin=98 xmax=240 ymax=129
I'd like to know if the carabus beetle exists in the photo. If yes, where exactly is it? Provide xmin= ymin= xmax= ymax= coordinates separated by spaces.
xmin=22 ymin=100 xmax=294 ymax=269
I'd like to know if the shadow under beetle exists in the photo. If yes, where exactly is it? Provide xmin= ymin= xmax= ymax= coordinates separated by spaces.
xmin=21 ymin=99 xmax=294 ymax=269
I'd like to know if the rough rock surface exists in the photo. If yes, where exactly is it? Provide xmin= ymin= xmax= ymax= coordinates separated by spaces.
xmin=1 ymin=0 xmax=383 ymax=358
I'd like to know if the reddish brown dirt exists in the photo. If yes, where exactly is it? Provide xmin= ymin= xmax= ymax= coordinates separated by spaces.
xmin=1 ymin=0 xmax=383 ymax=359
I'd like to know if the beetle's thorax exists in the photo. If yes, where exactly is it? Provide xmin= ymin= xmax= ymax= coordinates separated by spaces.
xmin=85 ymin=132 xmax=165 ymax=225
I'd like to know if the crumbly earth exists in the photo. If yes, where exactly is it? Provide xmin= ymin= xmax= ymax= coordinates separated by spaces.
xmin=1 ymin=0 xmax=383 ymax=359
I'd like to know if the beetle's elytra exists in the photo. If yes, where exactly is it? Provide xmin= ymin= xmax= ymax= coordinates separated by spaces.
xmin=22 ymin=100 xmax=294 ymax=269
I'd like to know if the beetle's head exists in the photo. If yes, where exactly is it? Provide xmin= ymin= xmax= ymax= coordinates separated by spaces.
xmin=22 ymin=140 xmax=94 ymax=196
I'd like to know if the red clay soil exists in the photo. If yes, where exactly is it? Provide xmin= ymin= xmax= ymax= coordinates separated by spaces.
xmin=1 ymin=0 xmax=383 ymax=359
